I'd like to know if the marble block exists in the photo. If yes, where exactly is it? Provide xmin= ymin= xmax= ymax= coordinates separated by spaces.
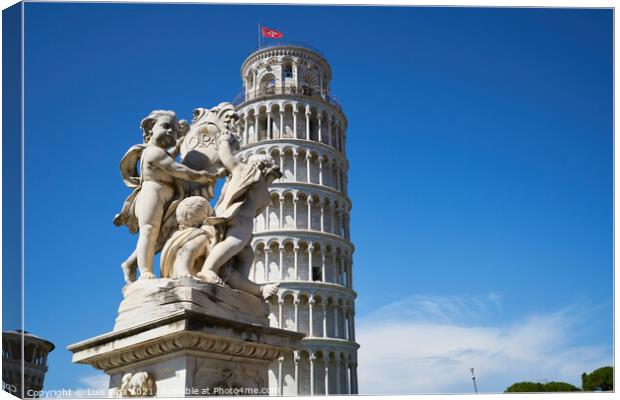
xmin=114 ymin=277 xmax=269 ymax=331
xmin=68 ymin=279 xmax=303 ymax=397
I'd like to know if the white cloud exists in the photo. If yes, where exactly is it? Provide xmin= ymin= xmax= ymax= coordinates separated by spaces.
xmin=356 ymin=295 xmax=612 ymax=394
xmin=41 ymin=373 xmax=109 ymax=398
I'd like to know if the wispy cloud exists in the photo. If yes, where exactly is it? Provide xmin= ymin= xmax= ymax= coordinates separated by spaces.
xmin=41 ymin=374 xmax=109 ymax=398
xmin=357 ymin=294 xmax=612 ymax=394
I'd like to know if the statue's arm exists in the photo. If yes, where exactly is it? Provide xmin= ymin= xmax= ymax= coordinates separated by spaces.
xmin=218 ymin=135 xmax=239 ymax=172
xmin=150 ymin=149 xmax=213 ymax=183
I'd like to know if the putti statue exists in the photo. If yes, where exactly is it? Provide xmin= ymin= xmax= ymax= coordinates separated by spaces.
xmin=114 ymin=103 xmax=279 ymax=300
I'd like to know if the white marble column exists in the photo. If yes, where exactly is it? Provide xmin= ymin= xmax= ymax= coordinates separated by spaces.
xmin=293 ymin=197 xmax=298 ymax=229
xmin=321 ymin=252 xmax=326 ymax=283
xmin=322 ymin=303 xmax=327 ymax=338
xmin=293 ymin=107 xmax=298 ymax=139
xmin=278 ymin=356 xmax=284 ymax=396
xmin=294 ymin=298 xmax=300 ymax=330
xmin=326 ymin=115 xmax=332 ymax=147
xmin=279 ymin=110 xmax=284 ymax=139
xmin=347 ymin=259 xmax=353 ymax=289
xmin=294 ymin=352 xmax=300 ymax=395
xmin=306 ymin=153 xmax=312 ymax=183
xmin=278 ymin=299 xmax=284 ymax=329
xmin=308 ymin=245 xmax=314 ymax=281
xmin=318 ymin=157 xmax=323 ymax=185
xmin=243 ymin=115 xmax=249 ymax=145
xmin=324 ymin=359 xmax=330 ymax=395
xmin=264 ymin=249 xmax=271 ymax=282
xmin=331 ymin=252 xmax=336 ymax=283
xmin=345 ymin=361 xmax=351 ymax=394
xmin=309 ymin=297 xmax=315 ymax=337
xmin=351 ymin=363 xmax=358 ymax=394
xmin=318 ymin=114 xmax=323 ymax=142
xmin=279 ymin=197 xmax=284 ymax=229
xmin=267 ymin=111 xmax=272 ymax=139
xmin=265 ymin=203 xmax=270 ymax=231
xmin=293 ymin=244 xmax=299 ymax=280
xmin=279 ymin=244 xmax=285 ymax=280
xmin=254 ymin=113 xmax=259 ymax=142
xmin=309 ymin=353 xmax=316 ymax=396
xmin=307 ymin=197 xmax=313 ymax=230
xmin=279 ymin=153 xmax=284 ymax=180
xmin=293 ymin=151 xmax=298 ymax=180
xmin=335 ymin=359 xmax=341 ymax=394
xmin=305 ymin=110 xmax=311 ymax=141
xmin=320 ymin=202 xmax=325 ymax=232
xmin=334 ymin=305 xmax=340 ymax=338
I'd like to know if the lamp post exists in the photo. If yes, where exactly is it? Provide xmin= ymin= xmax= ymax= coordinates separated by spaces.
xmin=470 ymin=368 xmax=478 ymax=394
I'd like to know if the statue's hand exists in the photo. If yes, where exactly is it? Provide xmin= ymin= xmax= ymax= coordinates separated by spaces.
xmin=197 ymin=171 xmax=217 ymax=185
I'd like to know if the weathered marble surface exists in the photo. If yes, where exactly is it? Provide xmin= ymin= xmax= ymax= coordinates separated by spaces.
xmin=84 ymin=278 xmax=299 ymax=397
xmin=114 ymin=277 xmax=269 ymax=331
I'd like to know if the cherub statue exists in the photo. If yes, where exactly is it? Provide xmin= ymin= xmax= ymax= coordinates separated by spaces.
xmin=180 ymin=103 xmax=240 ymax=199
xmin=113 ymin=110 xmax=215 ymax=282
xmin=159 ymin=196 xmax=218 ymax=279
xmin=196 ymin=154 xmax=282 ymax=299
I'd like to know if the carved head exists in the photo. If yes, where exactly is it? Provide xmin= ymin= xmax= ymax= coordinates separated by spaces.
xmin=140 ymin=110 xmax=179 ymax=148
xmin=176 ymin=196 xmax=213 ymax=229
xmin=248 ymin=154 xmax=282 ymax=183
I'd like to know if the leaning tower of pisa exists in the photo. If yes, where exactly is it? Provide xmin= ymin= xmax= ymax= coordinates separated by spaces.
xmin=233 ymin=44 xmax=358 ymax=395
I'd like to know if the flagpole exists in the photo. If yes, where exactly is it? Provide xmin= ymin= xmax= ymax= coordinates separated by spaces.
xmin=257 ymin=23 xmax=261 ymax=49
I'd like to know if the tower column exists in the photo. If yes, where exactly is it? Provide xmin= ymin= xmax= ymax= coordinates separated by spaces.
xmin=243 ymin=114 xmax=249 ymax=145
xmin=318 ymin=157 xmax=323 ymax=185
xmin=279 ymin=110 xmax=285 ymax=139
xmin=293 ymin=244 xmax=299 ymax=280
xmin=305 ymin=109 xmax=311 ymax=141
xmin=279 ymin=196 xmax=284 ymax=229
xmin=307 ymin=197 xmax=313 ymax=230
xmin=293 ymin=197 xmax=298 ymax=229
xmin=278 ymin=299 xmax=284 ymax=329
xmin=294 ymin=352 xmax=300 ymax=395
xmin=309 ymin=353 xmax=316 ymax=396
xmin=334 ymin=304 xmax=340 ymax=338
xmin=320 ymin=201 xmax=325 ymax=232
xmin=294 ymin=298 xmax=300 ymax=330
xmin=318 ymin=114 xmax=323 ymax=142
xmin=309 ymin=297 xmax=315 ymax=337
xmin=293 ymin=107 xmax=298 ymax=139
xmin=324 ymin=359 xmax=330 ymax=395
xmin=306 ymin=153 xmax=312 ymax=183
xmin=293 ymin=151 xmax=298 ymax=181
xmin=254 ymin=113 xmax=259 ymax=142
xmin=264 ymin=248 xmax=271 ymax=282
xmin=277 ymin=356 xmax=284 ymax=395
xmin=308 ymin=244 xmax=314 ymax=281
xmin=279 ymin=244 xmax=285 ymax=280
xmin=326 ymin=115 xmax=332 ymax=147
xmin=267 ymin=111 xmax=272 ymax=139
xmin=321 ymin=252 xmax=326 ymax=283
xmin=322 ymin=303 xmax=327 ymax=337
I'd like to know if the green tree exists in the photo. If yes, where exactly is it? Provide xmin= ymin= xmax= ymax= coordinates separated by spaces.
xmin=582 ymin=366 xmax=613 ymax=391
xmin=505 ymin=381 xmax=580 ymax=392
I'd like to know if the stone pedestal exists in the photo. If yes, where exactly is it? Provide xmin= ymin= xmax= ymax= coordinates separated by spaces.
xmin=68 ymin=278 xmax=303 ymax=397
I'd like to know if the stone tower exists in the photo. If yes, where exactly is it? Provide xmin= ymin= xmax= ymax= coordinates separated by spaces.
xmin=234 ymin=44 xmax=358 ymax=395
xmin=2 ymin=330 xmax=55 ymax=398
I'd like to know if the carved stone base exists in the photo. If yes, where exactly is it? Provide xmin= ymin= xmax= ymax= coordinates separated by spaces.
xmin=68 ymin=280 xmax=303 ymax=397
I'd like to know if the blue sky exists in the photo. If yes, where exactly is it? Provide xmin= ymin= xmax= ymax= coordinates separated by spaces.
xmin=12 ymin=3 xmax=613 ymax=395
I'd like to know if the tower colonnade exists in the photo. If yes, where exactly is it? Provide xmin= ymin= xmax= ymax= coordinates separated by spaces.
xmin=235 ymin=44 xmax=358 ymax=395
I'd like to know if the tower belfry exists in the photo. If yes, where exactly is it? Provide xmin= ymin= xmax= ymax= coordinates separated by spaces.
xmin=234 ymin=43 xmax=359 ymax=395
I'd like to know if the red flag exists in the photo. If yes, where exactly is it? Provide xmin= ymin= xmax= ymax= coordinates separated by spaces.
xmin=261 ymin=26 xmax=283 ymax=39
